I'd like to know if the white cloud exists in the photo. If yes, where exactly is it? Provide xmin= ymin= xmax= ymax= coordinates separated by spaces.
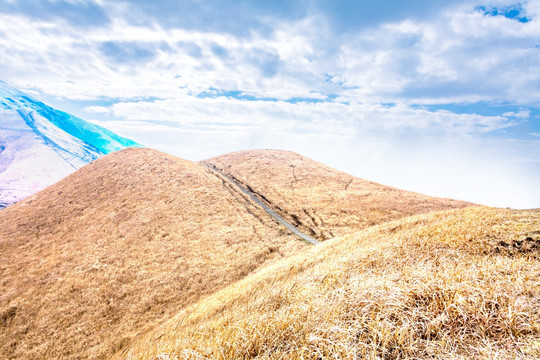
xmin=106 ymin=97 xmax=514 ymax=136
xmin=503 ymin=110 xmax=530 ymax=118
xmin=83 ymin=105 xmax=111 ymax=114
xmin=2 ymin=3 xmax=540 ymax=105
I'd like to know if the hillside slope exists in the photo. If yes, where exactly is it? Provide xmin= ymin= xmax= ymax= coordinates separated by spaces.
xmin=0 ymin=148 xmax=305 ymax=360
xmin=119 ymin=207 xmax=540 ymax=359
xmin=0 ymin=80 xmax=139 ymax=208
xmin=205 ymin=149 xmax=473 ymax=240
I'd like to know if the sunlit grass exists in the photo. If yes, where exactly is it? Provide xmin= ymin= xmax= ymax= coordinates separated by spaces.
xmin=122 ymin=207 xmax=540 ymax=359
xmin=0 ymin=148 xmax=490 ymax=359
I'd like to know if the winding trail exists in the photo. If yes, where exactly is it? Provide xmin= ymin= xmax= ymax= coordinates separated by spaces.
xmin=203 ymin=163 xmax=320 ymax=246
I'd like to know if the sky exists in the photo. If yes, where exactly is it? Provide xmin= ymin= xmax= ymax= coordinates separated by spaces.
xmin=0 ymin=0 xmax=539 ymax=208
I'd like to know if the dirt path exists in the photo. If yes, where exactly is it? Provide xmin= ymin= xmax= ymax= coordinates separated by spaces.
xmin=203 ymin=163 xmax=320 ymax=246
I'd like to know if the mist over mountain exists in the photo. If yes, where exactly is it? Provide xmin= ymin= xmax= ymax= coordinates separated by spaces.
xmin=0 ymin=81 xmax=139 ymax=208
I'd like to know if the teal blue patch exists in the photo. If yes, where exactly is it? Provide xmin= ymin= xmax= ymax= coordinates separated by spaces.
xmin=21 ymin=96 xmax=141 ymax=154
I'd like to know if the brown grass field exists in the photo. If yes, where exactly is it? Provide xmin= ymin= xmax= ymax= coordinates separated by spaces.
xmin=2 ymin=147 xmax=524 ymax=359
xmin=205 ymin=150 xmax=472 ymax=240
xmin=119 ymin=207 xmax=540 ymax=359
xmin=0 ymin=148 xmax=306 ymax=359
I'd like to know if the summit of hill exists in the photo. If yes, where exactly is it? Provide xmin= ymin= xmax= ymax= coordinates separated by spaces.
xmin=205 ymin=149 xmax=473 ymax=240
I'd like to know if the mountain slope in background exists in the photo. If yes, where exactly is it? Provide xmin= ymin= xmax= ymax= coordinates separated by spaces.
xmin=205 ymin=149 xmax=473 ymax=240
xmin=0 ymin=80 xmax=139 ymax=208
xmin=0 ymin=148 xmax=305 ymax=359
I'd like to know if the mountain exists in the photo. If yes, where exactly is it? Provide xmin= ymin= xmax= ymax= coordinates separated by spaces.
xmin=0 ymin=148 xmax=477 ymax=359
xmin=0 ymin=148 xmax=305 ymax=360
xmin=119 ymin=207 xmax=540 ymax=360
xmin=205 ymin=149 xmax=473 ymax=240
xmin=0 ymin=80 xmax=139 ymax=208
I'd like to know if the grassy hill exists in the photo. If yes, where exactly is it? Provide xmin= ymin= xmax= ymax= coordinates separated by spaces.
xmin=0 ymin=147 xmax=483 ymax=359
xmin=118 ymin=207 xmax=540 ymax=359
xmin=205 ymin=149 xmax=472 ymax=240
xmin=0 ymin=148 xmax=306 ymax=359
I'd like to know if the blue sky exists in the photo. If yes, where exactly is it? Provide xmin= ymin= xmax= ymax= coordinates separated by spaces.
xmin=0 ymin=0 xmax=539 ymax=208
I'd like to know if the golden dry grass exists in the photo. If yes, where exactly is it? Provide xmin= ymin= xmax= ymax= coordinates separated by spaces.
xmin=120 ymin=207 xmax=540 ymax=359
xmin=1 ymin=147 xmax=522 ymax=359
xmin=205 ymin=150 xmax=473 ymax=240
xmin=0 ymin=148 xmax=307 ymax=359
